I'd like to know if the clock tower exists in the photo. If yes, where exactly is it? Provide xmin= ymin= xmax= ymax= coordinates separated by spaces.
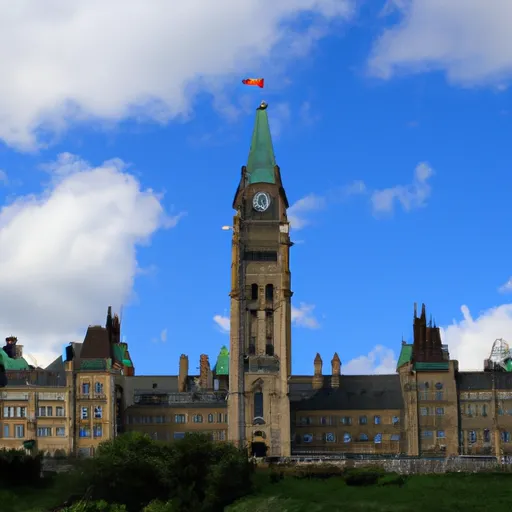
xmin=227 ymin=101 xmax=292 ymax=457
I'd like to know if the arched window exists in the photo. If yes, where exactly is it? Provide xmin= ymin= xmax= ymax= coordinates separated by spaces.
xmin=207 ymin=413 xmax=214 ymax=423
xmin=253 ymin=391 xmax=264 ymax=424
xmin=359 ymin=433 xmax=369 ymax=441
xmin=251 ymin=284 xmax=258 ymax=300
xmin=343 ymin=433 xmax=351 ymax=443
xmin=265 ymin=284 xmax=274 ymax=302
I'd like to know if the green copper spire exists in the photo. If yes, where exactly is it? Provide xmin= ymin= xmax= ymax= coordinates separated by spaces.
xmin=246 ymin=101 xmax=276 ymax=185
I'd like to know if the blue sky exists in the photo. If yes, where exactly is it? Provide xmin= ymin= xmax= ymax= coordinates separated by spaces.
xmin=0 ymin=0 xmax=511 ymax=375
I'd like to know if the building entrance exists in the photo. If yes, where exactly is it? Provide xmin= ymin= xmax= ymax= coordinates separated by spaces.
xmin=251 ymin=442 xmax=267 ymax=458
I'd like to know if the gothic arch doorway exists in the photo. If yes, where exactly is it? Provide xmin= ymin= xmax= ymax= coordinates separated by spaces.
xmin=251 ymin=431 xmax=268 ymax=458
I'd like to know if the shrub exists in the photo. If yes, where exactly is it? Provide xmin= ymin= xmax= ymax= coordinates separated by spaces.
xmin=343 ymin=468 xmax=383 ymax=487
xmin=293 ymin=464 xmax=344 ymax=480
xmin=86 ymin=432 xmax=174 ymax=511
xmin=0 ymin=448 xmax=42 ymax=488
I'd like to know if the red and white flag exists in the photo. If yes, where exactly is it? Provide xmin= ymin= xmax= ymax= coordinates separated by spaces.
xmin=242 ymin=78 xmax=264 ymax=88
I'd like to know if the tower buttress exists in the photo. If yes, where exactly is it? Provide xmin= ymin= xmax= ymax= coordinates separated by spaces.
xmin=227 ymin=102 xmax=292 ymax=457
xmin=313 ymin=353 xmax=323 ymax=390
xmin=331 ymin=353 xmax=341 ymax=388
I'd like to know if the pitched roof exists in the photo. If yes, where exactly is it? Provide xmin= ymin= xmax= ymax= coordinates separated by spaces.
xmin=290 ymin=374 xmax=404 ymax=411
xmin=457 ymin=371 xmax=512 ymax=390
xmin=80 ymin=326 xmax=111 ymax=359
xmin=247 ymin=102 xmax=276 ymax=185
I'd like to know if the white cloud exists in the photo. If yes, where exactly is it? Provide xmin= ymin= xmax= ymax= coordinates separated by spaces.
xmin=160 ymin=328 xmax=168 ymax=343
xmin=213 ymin=315 xmax=230 ymax=334
xmin=369 ymin=0 xmax=512 ymax=87
xmin=292 ymin=303 xmax=320 ymax=329
xmin=288 ymin=194 xmax=327 ymax=230
xmin=0 ymin=0 xmax=354 ymax=150
xmin=441 ymin=304 xmax=512 ymax=371
xmin=288 ymin=182 xmax=366 ymax=230
xmin=499 ymin=278 xmax=512 ymax=294
xmin=371 ymin=162 xmax=434 ymax=214
xmin=0 ymin=153 xmax=179 ymax=367
xmin=342 ymin=345 xmax=398 ymax=375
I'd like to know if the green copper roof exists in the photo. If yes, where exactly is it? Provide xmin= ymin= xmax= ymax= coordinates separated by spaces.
xmin=113 ymin=343 xmax=133 ymax=367
xmin=414 ymin=362 xmax=450 ymax=372
xmin=0 ymin=348 xmax=29 ymax=371
xmin=215 ymin=346 xmax=229 ymax=376
xmin=247 ymin=102 xmax=276 ymax=185
xmin=396 ymin=344 xmax=413 ymax=370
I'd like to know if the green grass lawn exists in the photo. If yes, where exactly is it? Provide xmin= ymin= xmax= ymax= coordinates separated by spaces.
xmin=0 ymin=471 xmax=87 ymax=512
xmin=227 ymin=471 xmax=512 ymax=512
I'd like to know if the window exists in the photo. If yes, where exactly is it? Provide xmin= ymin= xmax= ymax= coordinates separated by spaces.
xmin=359 ymin=416 xmax=367 ymax=425
xmin=47 ymin=406 xmax=53 ymax=417
xmin=421 ymin=430 xmax=433 ymax=439
xmin=374 ymin=415 xmax=381 ymax=425
xmin=484 ymin=429 xmax=491 ymax=443
xmin=325 ymin=433 xmax=336 ymax=443
xmin=3 ymin=425 xmax=9 ymax=438
xmin=299 ymin=416 xmax=312 ymax=425
xmin=435 ymin=391 xmax=444 ymax=400
xmin=501 ymin=431 xmax=511 ymax=443
xmin=482 ymin=404 xmax=488 ymax=417
xmin=208 ymin=414 xmax=214 ymax=423
xmin=81 ymin=407 xmax=89 ymax=419
xmin=175 ymin=414 xmax=186 ymax=424
xmin=343 ymin=433 xmax=351 ymax=443
xmin=95 ymin=382 xmax=104 ymax=394
xmin=303 ymin=434 xmax=313 ymax=443
xmin=391 ymin=434 xmax=400 ymax=441
xmin=320 ymin=416 xmax=329 ymax=426
xmin=436 ymin=407 xmax=444 ymax=415
xmin=94 ymin=425 xmax=103 ymax=438
xmin=392 ymin=416 xmax=400 ymax=425
xmin=219 ymin=431 xmax=226 ymax=441
xmin=56 ymin=427 xmax=65 ymax=437
xmin=82 ymin=382 xmax=90 ymax=394
xmin=254 ymin=391 xmax=264 ymax=421
xmin=174 ymin=432 xmax=186 ymax=440
xmin=359 ymin=434 xmax=369 ymax=441
xmin=374 ymin=433 xmax=382 ymax=444
xmin=94 ymin=406 xmax=103 ymax=419
xmin=468 ymin=430 xmax=477 ymax=444
xmin=14 ymin=425 xmax=24 ymax=438
xmin=79 ymin=427 xmax=91 ymax=438
xmin=223 ymin=414 xmax=228 ymax=423
xmin=265 ymin=284 xmax=274 ymax=302
xmin=37 ymin=427 xmax=52 ymax=437
xmin=217 ymin=413 xmax=223 ymax=423
xmin=3 ymin=406 xmax=14 ymax=418
xmin=56 ymin=406 xmax=65 ymax=417
xmin=244 ymin=251 xmax=278 ymax=262
xmin=435 ymin=382 xmax=443 ymax=390
xmin=37 ymin=406 xmax=46 ymax=417
xmin=192 ymin=414 xmax=203 ymax=423
xmin=341 ymin=416 xmax=352 ymax=426
xmin=251 ymin=284 xmax=258 ymax=300
xmin=420 ymin=407 xmax=429 ymax=416
xmin=437 ymin=430 xmax=445 ymax=439
xmin=467 ymin=404 xmax=473 ymax=416
xmin=16 ymin=407 xmax=26 ymax=418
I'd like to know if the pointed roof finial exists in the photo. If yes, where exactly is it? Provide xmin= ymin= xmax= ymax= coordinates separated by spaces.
xmin=314 ymin=353 xmax=322 ymax=362
xmin=332 ymin=352 xmax=340 ymax=362
xmin=246 ymin=102 xmax=276 ymax=185
xmin=421 ymin=303 xmax=426 ymax=320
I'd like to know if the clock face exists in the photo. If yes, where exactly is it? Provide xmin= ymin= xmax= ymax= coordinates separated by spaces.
xmin=253 ymin=191 xmax=271 ymax=212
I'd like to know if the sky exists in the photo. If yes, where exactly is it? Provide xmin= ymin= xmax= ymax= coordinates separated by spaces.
xmin=0 ymin=0 xmax=512 ymax=376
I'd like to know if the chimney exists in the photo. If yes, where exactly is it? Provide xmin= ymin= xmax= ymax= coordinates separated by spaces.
xmin=331 ymin=353 xmax=341 ymax=388
xmin=313 ymin=353 xmax=323 ymax=390
xmin=199 ymin=354 xmax=210 ymax=389
xmin=178 ymin=355 xmax=189 ymax=392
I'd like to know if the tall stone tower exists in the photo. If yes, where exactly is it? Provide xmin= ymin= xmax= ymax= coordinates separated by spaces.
xmin=227 ymin=102 xmax=292 ymax=457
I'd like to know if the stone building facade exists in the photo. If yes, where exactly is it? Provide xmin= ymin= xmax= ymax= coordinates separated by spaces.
xmin=1 ymin=103 xmax=512 ymax=458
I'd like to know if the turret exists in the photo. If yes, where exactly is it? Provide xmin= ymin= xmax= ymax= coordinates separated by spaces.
xmin=313 ymin=353 xmax=323 ymax=390
xmin=331 ymin=353 xmax=341 ymax=388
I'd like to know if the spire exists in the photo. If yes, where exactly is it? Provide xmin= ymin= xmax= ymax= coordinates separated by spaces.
xmin=246 ymin=101 xmax=276 ymax=185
